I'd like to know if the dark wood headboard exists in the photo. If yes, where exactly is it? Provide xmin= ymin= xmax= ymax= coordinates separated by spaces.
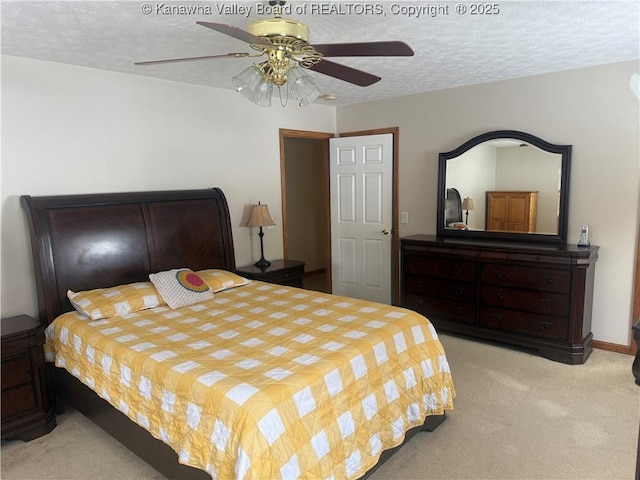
xmin=445 ymin=187 xmax=462 ymax=225
xmin=21 ymin=189 xmax=236 ymax=326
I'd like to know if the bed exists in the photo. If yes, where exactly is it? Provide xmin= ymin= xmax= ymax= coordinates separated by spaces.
xmin=21 ymin=188 xmax=455 ymax=480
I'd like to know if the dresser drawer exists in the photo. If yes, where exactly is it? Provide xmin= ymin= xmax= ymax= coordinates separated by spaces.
xmin=405 ymin=294 xmax=476 ymax=324
xmin=405 ymin=275 xmax=476 ymax=302
xmin=1 ymin=384 xmax=37 ymax=418
xmin=508 ymin=252 xmax=571 ymax=265
xmin=264 ymin=267 xmax=305 ymax=286
xmin=481 ymin=286 xmax=569 ymax=317
xmin=480 ymin=307 xmax=569 ymax=341
xmin=1 ymin=354 xmax=32 ymax=389
xmin=481 ymin=264 xmax=571 ymax=293
xmin=404 ymin=255 xmax=476 ymax=281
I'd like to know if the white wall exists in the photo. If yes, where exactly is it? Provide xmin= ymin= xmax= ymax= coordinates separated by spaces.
xmin=337 ymin=60 xmax=640 ymax=346
xmin=1 ymin=55 xmax=336 ymax=319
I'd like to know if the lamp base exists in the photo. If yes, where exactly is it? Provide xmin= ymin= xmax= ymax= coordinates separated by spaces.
xmin=254 ymin=258 xmax=271 ymax=269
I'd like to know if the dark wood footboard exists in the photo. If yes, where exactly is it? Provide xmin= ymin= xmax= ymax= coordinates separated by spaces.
xmin=56 ymin=366 xmax=447 ymax=480
xmin=56 ymin=367 xmax=210 ymax=480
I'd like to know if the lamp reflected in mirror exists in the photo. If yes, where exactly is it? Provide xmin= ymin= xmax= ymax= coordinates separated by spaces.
xmin=461 ymin=197 xmax=474 ymax=225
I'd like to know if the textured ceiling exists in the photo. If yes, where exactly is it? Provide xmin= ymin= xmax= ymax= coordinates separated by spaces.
xmin=2 ymin=1 xmax=639 ymax=106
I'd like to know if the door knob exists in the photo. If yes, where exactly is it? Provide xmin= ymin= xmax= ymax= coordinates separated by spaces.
xmin=382 ymin=228 xmax=390 ymax=235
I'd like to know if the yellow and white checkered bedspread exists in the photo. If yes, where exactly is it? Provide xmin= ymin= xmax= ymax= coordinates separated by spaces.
xmin=45 ymin=281 xmax=455 ymax=479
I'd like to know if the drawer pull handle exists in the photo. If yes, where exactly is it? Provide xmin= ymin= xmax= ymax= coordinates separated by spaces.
xmin=453 ymin=306 xmax=465 ymax=316
xmin=494 ymin=270 xmax=505 ymax=280
xmin=493 ymin=293 xmax=504 ymax=301
xmin=542 ymin=275 xmax=554 ymax=284
xmin=475 ymin=251 xmax=481 ymax=256
xmin=540 ymin=321 xmax=554 ymax=330
xmin=416 ymin=281 xmax=424 ymax=289
xmin=454 ymin=287 xmax=465 ymax=296
xmin=535 ymin=255 xmax=541 ymax=261
xmin=452 ymin=266 xmax=463 ymax=275
xmin=417 ymin=300 xmax=425 ymax=306
xmin=492 ymin=313 xmax=504 ymax=322
xmin=540 ymin=298 xmax=553 ymax=307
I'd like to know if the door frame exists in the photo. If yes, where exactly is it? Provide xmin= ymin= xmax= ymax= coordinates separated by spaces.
xmin=339 ymin=127 xmax=400 ymax=304
xmin=279 ymin=128 xmax=333 ymax=292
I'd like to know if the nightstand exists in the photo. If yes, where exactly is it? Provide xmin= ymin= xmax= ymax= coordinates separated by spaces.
xmin=236 ymin=259 xmax=305 ymax=288
xmin=1 ymin=315 xmax=56 ymax=441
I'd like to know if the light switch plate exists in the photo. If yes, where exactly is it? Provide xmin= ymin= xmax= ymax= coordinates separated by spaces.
xmin=401 ymin=212 xmax=409 ymax=224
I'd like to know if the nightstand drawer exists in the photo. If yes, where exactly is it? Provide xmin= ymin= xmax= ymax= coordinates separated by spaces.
xmin=263 ymin=266 xmax=305 ymax=285
xmin=1 ymin=354 xmax=32 ymax=389
xmin=2 ymin=314 xmax=56 ymax=441
xmin=2 ymin=384 xmax=37 ymax=418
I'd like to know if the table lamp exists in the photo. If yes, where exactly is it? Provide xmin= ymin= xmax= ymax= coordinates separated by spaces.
xmin=246 ymin=202 xmax=276 ymax=268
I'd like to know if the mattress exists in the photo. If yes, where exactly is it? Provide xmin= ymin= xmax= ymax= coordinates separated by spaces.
xmin=45 ymin=280 xmax=455 ymax=479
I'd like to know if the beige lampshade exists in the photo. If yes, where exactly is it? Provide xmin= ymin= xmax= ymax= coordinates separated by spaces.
xmin=462 ymin=197 xmax=475 ymax=210
xmin=246 ymin=203 xmax=276 ymax=227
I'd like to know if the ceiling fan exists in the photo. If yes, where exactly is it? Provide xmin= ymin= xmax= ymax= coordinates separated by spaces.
xmin=135 ymin=0 xmax=414 ymax=106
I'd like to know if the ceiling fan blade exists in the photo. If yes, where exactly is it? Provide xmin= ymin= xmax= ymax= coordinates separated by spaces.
xmin=196 ymin=21 xmax=271 ymax=46
xmin=311 ymin=41 xmax=414 ymax=57
xmin=134 ymin=53 xmax=249 ymax=66
xmin=134 ymin=52 xmax=249 ymax=65
xmin=308 ymin=59 xmax=381 ymax=87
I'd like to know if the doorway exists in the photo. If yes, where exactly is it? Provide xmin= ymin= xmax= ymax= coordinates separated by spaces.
xmin=280 ymin=129 xmax=333 ymax=293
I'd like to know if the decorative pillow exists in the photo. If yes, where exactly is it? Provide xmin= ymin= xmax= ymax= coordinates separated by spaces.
xmin=149 ymin=268 xmax=214 ymax=309
xmin=68 ymin=282 xmax=165 ymax=320
xmin=195 ymin=269 xmax=251 ymax=292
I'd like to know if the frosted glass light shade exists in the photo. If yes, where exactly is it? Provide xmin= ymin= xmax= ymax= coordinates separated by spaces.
xmin=232 ymin=66 xmax=263 ymax=100
xmin=287 ymin=67 xmax=320 ymax=106
xmin=253 ymin=80 xmax=273 ymax=107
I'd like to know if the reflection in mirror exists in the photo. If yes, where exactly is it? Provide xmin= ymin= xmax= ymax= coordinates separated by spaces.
xmin=446 ymin=140 xmax=562 ymax=233
xmin=437 ymin=130 xmax=571 ymax=244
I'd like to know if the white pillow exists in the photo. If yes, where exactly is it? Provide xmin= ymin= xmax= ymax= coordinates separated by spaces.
xmin=149 ymin=268 xmax=214 ymax=309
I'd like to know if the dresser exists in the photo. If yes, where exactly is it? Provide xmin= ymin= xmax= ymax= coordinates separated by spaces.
xmin=486 ymin=191 xmax=538 ymax=233
xmin=400 ymin=235 xmax=598 ymax=364
xmin=1 ymin=315 xmax=56 ymax=441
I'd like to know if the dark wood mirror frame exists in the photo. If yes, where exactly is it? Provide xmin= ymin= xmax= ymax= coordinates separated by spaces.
xmin=436 ymin=130 xmax=571 ymax=244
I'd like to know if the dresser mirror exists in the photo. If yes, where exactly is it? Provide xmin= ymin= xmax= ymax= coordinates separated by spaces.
xmin=436 ymin=130 xmax=571 ymax=244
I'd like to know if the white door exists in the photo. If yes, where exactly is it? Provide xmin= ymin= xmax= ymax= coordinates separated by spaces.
xmin=330 ymin=133 xmax=393 ymax=304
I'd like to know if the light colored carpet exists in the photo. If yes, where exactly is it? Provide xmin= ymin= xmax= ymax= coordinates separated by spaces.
xmin=2 ymin=333 xmax=638 ymax=480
